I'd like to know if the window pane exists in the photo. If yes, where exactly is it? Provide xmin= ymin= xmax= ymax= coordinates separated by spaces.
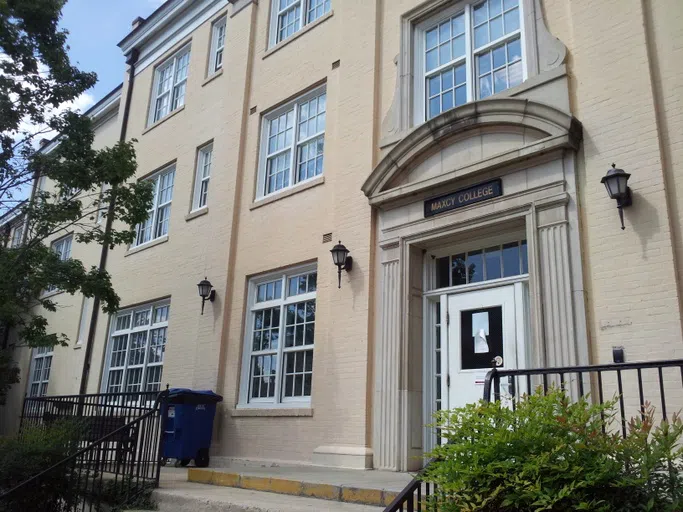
xmin=145 ymin=366 xmax=163 ymax=392
xmin=504 ymin=8 xmax=520 ymax=33
xmin=521 ymin=240 xmax=528 ymax=273
xmin=473 ymin=2 xmax=488 ymax=25
xmin=283 ymin=350 xmax=313 ymax=398
xmin=474 ymin=24 xmax=488 ymax=48
xmin=502 ymin=242 xmax=521 ymax=277
xmin=128 ymin=332 xmax=148 ymax=366
xmin=252 ymin=307 xmax=280 ymax=352
xmin=479 ymin=75 xmax=493 ymax=99
xmin=490 ymin=0 xmax=502 ymax=17
xmin=436 ymin=257 xmax=450 ymax=288
xmin=148 ymin=327 xmax=167 ymax=364
xmin=125 ymin=367 xmax=143 ymax=393
xmin=134 ymin=310 xmax=150 ymax=327
xmin=307 ymin=0 xmax=330 ymax=23
xmin=278 ymin=4 xmax=301 ymax=42
xmin=485 ymin=246 xmax=502 ymax=280
xmin=297 ymin=136 xmax=324 ymax=182
xmin=490 ymin=15 xmax=503 ymax=40
xmin=509 ymin=61 xmax=523 ymax=88
xmin=115 ymin=314 xmax=131 ymax=332
xmin=466 ymin=250 xmax=484 ymax=283
xmin=250 ymin=355 xmax=276 ymax=399
xmin=452 ymin=253 xmax=467 ymax=286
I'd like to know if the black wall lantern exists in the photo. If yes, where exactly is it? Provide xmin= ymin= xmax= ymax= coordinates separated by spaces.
xmin=601 ymin=163 xmax=632 ymax=230
xmin=197 ymin=277 xmax=216 ymax=315
xmin=330 ymin=241 xmax=353 ymax=289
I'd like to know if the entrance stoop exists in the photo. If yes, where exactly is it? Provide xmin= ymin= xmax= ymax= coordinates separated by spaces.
xmin=157 ymin=464 xmax=414 ymax=510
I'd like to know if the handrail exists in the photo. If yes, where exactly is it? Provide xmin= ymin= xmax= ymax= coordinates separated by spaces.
xmin=1 ymin=389 xmax=168 ymax=508
xmin=383 ymin=460 xmax=434 ymax=512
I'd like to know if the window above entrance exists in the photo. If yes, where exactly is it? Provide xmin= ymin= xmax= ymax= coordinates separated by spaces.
xmin=435 ymin=239 xmax=527 ymax=289
xmin=416 ymin=0 xmax=524 ymax=122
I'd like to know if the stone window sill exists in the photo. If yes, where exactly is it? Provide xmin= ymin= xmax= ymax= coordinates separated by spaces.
xmin=263 ymin=11 xmax=333 ymax=60
xmin=125 ymin=235 xmax=169 ymax=257
xmin=142 ymin=106 xmax=185 ymax=136
xmin=202 ymin=69 xmax=223 ymax=87
xmin=186 ymin=206 xmax=209 ymax=221
xmin=230 ymin=407 xmax=313 ymax=418
xmin=250 ymin=176 xmax=324 ymax=210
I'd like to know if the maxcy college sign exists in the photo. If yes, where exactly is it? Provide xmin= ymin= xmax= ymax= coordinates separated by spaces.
xmin=424 ymin=179 xmax=503 ymax=218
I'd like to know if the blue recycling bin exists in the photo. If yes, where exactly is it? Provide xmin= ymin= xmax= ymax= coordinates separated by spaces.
xmin=161 ymin=388 xmax=223 ymax=468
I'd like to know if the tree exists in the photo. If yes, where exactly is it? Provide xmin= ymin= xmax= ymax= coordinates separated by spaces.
xmin=0 ymin=0 xmax=153 ymax=404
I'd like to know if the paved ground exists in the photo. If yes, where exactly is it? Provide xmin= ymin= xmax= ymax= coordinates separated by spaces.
xmin=185 ymin=461 xmax=415 ymax=492
xmin=145 ymin=465 xmax=411 ymax=511
xmin=151 ymin=478 xmax=384 ymax=511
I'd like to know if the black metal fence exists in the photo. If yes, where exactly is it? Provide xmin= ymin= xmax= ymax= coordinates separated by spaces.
xmin=1 ymin=391 xmax=166 ymax=511
xmin=483 ymin=359 xmax=683 ymax=437
xmin=384 ymin=359 xmax=683 ymax=512
xmin=21 ymin=391 xmax=159 ymax=429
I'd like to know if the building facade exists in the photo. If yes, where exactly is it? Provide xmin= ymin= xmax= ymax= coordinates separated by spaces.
xmin=2 ymin=0 xmax=682 ymax=472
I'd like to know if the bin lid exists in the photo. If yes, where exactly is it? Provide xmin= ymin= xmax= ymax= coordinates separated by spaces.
xmin=166 ymin=388 xmax=224 ymax=405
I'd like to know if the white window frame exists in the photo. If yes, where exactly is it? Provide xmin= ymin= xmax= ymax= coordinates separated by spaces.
xmin=133 ymin=165 xmax=176 ymax=248
xmin=101 ymin=300 xmax=170 ymax=394
xmin=28 ymin=346 xmax=53 ymax=397
xmin=238 ymin=264 xmax=317 ymax=408
xmin=256 ymin=86 xmax=326 ymax=200
xmin=209 ymin=16 xmax=227 ymax=75
xmin=148 ymin=45 xmax=191 ymax=126
xmin=192 ymin=143 xmax=213 ymax=211
xmin=10 ymin=223 xmax=23 ymax=248
xmin=268 ymin=0 xmax=331 ymax=47
xmin=44 ymin=234 xmax=73 ymax=294
xmin=413 ymin=0 xmax=527 ymax=123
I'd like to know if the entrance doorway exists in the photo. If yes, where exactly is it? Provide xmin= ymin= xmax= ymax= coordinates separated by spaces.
xmin=438 ymin=282 xmax=528 ymax=412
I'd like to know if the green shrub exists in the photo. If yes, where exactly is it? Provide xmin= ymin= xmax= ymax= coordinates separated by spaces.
xmin=0 ymin=419 xmax=84 ymax=511
xmin=424 ymin=389 xmax=683 ymax=512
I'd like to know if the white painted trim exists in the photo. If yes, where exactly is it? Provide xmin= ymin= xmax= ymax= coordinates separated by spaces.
xmin=256 ymin=85 xmax=327 ymax=201
xmin=237 ymin=263 xmax=318 ymax=409
xmin=123 ymin=0 xmax=227 ymax=78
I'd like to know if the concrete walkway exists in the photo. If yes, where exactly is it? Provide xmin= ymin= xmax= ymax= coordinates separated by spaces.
xmin=143 ymin=464 xmax=415 ymax=511
xmin=186 ymin=461 xmax=415 ymax=507
xmin=143 ymin=468 xmax=391 ymax=511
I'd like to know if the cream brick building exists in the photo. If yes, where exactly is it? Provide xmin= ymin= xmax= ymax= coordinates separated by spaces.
xmin=2 ymin=0 xmax=682 ymax=473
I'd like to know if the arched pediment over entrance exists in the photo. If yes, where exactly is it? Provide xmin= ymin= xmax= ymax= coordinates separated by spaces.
xmin=362 ymin=98 xmax=582 ymax=207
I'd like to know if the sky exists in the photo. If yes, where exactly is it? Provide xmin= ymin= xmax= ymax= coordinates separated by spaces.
xmin=59 ymin=0 xmax=167 ymax=110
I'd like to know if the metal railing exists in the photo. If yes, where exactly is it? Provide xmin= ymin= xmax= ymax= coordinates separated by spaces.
xmin=2 ymin=391 xmax=166 ymax=511
xmin=483 ymin=359 xmax=683 ymax=437
xmin=21 ymin=390 xmax=159 ymax=430
xmin=384 ymin=359 xmax=683 ymax=512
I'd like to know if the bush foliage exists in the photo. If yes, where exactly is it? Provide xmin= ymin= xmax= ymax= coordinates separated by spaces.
xmin=0 ymin=419 xmax=83 ymax=511
xmin=424 ymin=389 xmax=683 ymax=512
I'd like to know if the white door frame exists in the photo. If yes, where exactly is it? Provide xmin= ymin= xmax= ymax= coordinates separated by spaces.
xmin=423 ymin=279 xmax=529 ymax=451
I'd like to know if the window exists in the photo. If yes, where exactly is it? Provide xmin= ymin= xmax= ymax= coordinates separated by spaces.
xmin=209 ymin=17 xmax=226 ymax=75
xmin=149 ymin=46 xmax=191 ymax=125
xmin=133 ymin=165 xmax=175 ymax=247
xmin=240 ymin=267 xmax=317 ymax=406
xmin=192 ymin=144 xmax=213 ymax=211
xmin=45 ymin=235 xmax=73 ymax=294
xmin=29 ymin=346 xmax=53 ymax=397
xmin=417 ymin=0 xmax=523 ymax=121
xmin=270 ymin=0 xmax=331 ymax=46
xmin=10 ymin=223 xmax=23 ymax=248
xmin=435 ymin=239 xmax=527 ymax=289
xmin=258 ymin=87 xmax=326 ymax=198
xmin=103 ymin=301 xmax=169 ymax=394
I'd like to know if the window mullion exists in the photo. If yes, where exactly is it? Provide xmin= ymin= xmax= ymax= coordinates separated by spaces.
xmin=274 ymin=302 xmax=287 ymax=403
xmin=465 ymin=5 xmax=474 ymax=103
xmin=298 ymin=0 xmax=305 ymax=29
xmin=289 ymin=102 xmax=299 ymax=187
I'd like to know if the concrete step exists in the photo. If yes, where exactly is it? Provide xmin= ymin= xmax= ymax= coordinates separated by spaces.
xmin=150 ymin=480 xmax=383 ymax=511
xmin=186 ymin=466 xmax=412 ymax=508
